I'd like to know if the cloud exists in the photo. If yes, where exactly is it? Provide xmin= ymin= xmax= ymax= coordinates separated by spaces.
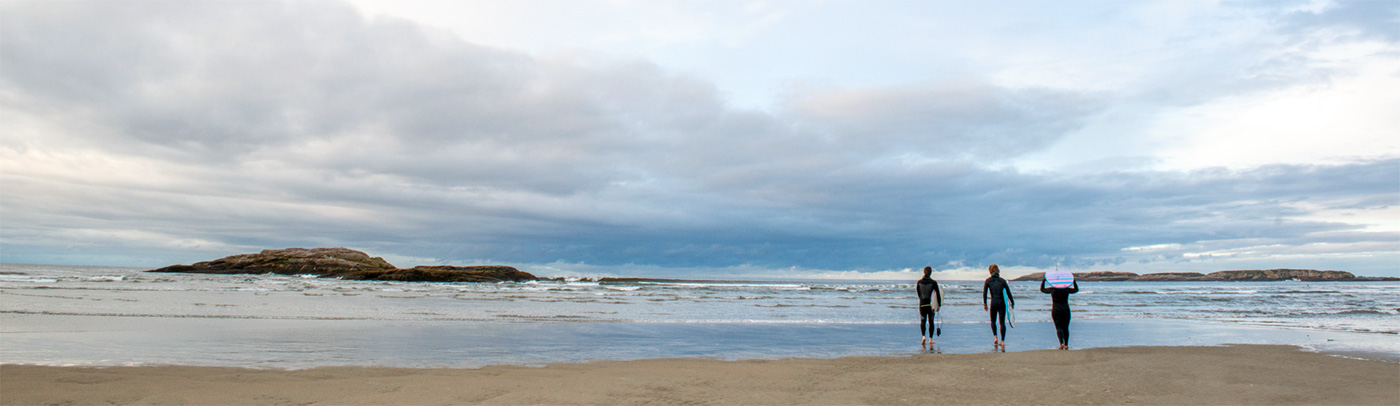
xmin=1281 ymin=0 xmax=1400 ymax=42
xmin=787 ymin=83 xmax=1102 ymax=160
xmin=1 ymin=0 xmax=1396 ymax=278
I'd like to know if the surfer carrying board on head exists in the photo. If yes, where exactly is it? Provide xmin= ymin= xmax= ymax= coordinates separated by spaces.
xmin=983 ymin=264 xmax=1014 ymax=350
xmin=1040 ymin=269 xmax=1080 ymax=350
xmin=916 ymin=266 xmax=943 ymax=347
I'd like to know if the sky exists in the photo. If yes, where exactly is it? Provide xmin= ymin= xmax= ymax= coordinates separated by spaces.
xmin=1 ymin=0 xmax=1397 ymax=280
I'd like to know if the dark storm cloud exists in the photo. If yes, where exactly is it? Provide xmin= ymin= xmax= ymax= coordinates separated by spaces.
xmin=374 ymin=158 xmax=1397 ymax=272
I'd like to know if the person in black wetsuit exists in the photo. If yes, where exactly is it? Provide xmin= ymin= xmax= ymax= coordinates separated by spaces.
xmin=1040 ymin=277 xmax=1079 ymax=350
xmin=982 ymin=264 xmax=1014 ymax=349
xmin=916 ymin=266 xmax=942 ymax=346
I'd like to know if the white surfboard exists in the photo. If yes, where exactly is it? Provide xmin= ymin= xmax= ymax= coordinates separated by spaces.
xmin=1003 ymin=283 xmax=1015 ymax=328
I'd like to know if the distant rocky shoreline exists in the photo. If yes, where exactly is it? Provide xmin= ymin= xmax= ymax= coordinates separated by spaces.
xmin=148 ymin=249 xmax=1394 ymax=283
xmin=148 ymin=248 xmax=537 ymax=282
xmin=1011 ymin=269 xmax=1398 ymax=282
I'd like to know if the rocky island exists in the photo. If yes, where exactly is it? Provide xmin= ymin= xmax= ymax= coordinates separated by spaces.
xmin=148 ymin=248 xmax=537 ymax=282
xmin=1012 ymin=269 xmax=1396 ymax=282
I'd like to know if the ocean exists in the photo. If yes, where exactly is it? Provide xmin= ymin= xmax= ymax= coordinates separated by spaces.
xmin=2 ymin=263 xmax=1396 ymax=368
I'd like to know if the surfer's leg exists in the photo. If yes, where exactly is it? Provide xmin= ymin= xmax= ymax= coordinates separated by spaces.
xmin=997 ymin=311 xmax=1006 ymax=350
xmin=997 ymin=309 xmax=1005 ymax=344
xmin=989 ymin=302 xmax=1006 ymax=345
xmin=997 ymin=306 xmax=1008 ymax=343
xmin=1052 ymin=307 xmax=1070 ymax=347
xmin=988 ymin=305 xmax=999 ymax=341
xmin=929 ymin=310 xmax=937 ymax=344
xmin=919 ymin=307 xmax=930 ymax=341
xmin=1064 ymin=310 xmax=1071 ymax=347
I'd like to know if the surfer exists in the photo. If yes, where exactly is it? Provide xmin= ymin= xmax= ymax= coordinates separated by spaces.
xmin=916 ymin=266 xmax=942 ymax=346
xmin=1040 ymin=276 xmax=1080 ymax=350
xmin=983 ymin=264 xmax=1014 ymax=350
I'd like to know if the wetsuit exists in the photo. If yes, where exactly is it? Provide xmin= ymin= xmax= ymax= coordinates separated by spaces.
xmin=983 ymin=274 xmax=1014 ymax=341
xmin=916 ymin=276 xmax=942 ymax=338
xmin=1040 ymin=279 xmax=1079 ymax=347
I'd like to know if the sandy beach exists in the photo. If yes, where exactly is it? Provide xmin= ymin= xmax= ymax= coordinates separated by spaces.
xmin=2 ymin=345 xmax=1395 ymax=405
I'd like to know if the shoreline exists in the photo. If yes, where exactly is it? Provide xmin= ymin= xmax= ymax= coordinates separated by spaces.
xmin=3 ymin=345 xmax=1396 ymax=405
xmin=5 ymin=314 xmax=1398 ymax=369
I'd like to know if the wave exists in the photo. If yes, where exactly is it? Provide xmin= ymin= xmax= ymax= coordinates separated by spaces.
xmin=636 ymin=281 xmax=810 ymax=290
xmin=1294 ymin=309 xmax=1399 ymax=316
xmin=0 ymin=291 xmax=86 ymax=300
xmin=1083 ymin=302 xmax=1151 ymax=307
xmin=0 ymin=309 xmax=633 ymax=323
xmin=85 ymin=276 xmax=126 ymax=282
xmin=0 ymin=276 xmax=59 ymax=283
xmin=614 ymin=319 xmax=911 ymax=325
xmin=493 ymin=314 xmax=593 ymax=320
xmin=0 ymin=310 xmax=378 ymax=320
xmin=1156 ymin=289 xmax=1260 ymax=295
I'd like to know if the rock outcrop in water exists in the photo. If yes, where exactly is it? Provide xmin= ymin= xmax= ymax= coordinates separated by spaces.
xmin=1011 ymin=269 xmax=1393 ymax=282
xmin=339 ymin=265 xmax=537 ymax=283
xmin=1129 ymin=272 xmax=1207 ymax=281
xmin=149 ymin=248 xmax=536 ymax=282
xmin=1201 ymin=269 xmax=1362 ymax=281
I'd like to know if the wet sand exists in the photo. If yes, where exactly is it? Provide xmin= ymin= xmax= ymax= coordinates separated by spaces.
xmin=2 ymin=345 xmax=1395 ymax=405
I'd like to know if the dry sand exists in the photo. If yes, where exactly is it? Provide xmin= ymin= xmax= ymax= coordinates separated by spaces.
xmin=2 ymin=345 xmax=1396 ymax=405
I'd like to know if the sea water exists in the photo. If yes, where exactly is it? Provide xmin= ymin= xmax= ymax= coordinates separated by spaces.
xmin=1 ymin=263 xmax=1396 ymax=368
